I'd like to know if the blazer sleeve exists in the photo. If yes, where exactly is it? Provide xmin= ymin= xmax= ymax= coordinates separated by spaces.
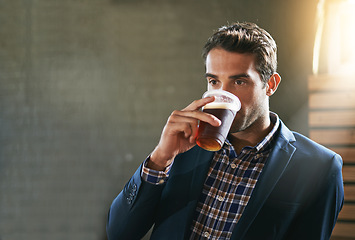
xmin=106 ymin=164 xmax=165 ymax=240
xmin=285 ymin=153 xmax=344 ymax=240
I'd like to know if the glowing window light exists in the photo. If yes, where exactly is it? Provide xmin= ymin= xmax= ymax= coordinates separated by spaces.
xmin=313 ymin=0 xmax=355 ymax=75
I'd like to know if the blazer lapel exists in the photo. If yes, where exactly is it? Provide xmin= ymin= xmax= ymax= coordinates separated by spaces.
xmin=155 ymin=146 xmax=214 ymax=239
xmin=188 ymin=147 xmax=215 ymax=236
xmin=231 ymin=121 xmax=296 ymax=239
xmin=188 ymin=147 xmax=215 ymax=199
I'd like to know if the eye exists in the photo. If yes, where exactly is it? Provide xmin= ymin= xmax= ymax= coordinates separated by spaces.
xmin=208 ymin=79 xmax=219 ymax=86
xmin=234 ymin=80 xmax=246 ymax=85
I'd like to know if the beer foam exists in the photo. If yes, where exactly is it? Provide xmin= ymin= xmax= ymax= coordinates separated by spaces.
xmin=203 ymin=102 xmax=240 ymax=111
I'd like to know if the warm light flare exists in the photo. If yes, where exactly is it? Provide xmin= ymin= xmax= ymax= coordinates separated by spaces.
xmin=313 ymin=0 xmax=355 ymax=75
xmin=313 ymin=0 xmax=325 ymax=75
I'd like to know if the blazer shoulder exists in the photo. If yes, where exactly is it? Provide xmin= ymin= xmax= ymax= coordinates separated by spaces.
xmin=277 ymin=120 xmax=342 ymax=167
xmin=292 ymin=131 xmax=335 ymax=154
xmin=290 ymin=131 xmax=342 ymax=168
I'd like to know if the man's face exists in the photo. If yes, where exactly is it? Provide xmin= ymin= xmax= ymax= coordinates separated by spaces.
xmin=205 ymin=48 xmax=270 ymax=133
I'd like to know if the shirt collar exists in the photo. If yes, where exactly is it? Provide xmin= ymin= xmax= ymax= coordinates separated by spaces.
xmin=255 ymin=112 xmax=279 ymax=152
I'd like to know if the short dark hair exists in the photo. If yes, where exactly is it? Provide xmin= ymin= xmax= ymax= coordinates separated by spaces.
xmin=202 ymin=22 xmax=277 ymax=84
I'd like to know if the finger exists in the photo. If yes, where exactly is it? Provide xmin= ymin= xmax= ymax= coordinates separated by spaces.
xmin=182 ymin=96 xmax=215 ymax=111
xmin=171 ymin=110 xmax=221 ymax=127
xmin=190 ymin=134 xmax=196 ymax=144
xmin=167 ymin=113 xmax=198 ymax=138
xmin=189 ymin=123 xmax=199 ymax=143
xmin=164 ymin=119 xmax=194 ymax=139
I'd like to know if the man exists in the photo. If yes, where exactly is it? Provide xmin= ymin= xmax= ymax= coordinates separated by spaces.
xmin=106 ymin=22 xmax=344 ymax=239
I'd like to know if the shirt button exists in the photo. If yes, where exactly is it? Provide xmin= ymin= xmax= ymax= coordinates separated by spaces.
xmin=203 ymin=231 xmax=210 ymax=238
xmin=217 ymin=196 xmax=224 ymax=201
xmin=231 ymin=163 xmax=237 ymax=169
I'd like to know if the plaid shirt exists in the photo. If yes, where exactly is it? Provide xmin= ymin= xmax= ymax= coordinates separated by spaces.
xmin=142 ymin=113 xmax=280 ymax=238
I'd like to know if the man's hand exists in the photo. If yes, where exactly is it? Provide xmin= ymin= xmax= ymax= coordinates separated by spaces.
xmin=148 ymin=96 xmax=221 ymax=170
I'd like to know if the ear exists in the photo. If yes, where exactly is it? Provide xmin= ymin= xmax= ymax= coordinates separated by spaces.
xmin=266 ymin=73 xmax=281 ymax=96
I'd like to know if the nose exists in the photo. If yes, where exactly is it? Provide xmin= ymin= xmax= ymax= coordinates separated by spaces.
xmin=221 ymin=84 xmax=233 ymax=94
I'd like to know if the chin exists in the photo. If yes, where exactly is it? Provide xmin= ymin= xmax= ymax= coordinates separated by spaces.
xmin=229 ymin=116 xmax=255 ymax=134
xmin=229 ymin=123 xmax=246 ymax=134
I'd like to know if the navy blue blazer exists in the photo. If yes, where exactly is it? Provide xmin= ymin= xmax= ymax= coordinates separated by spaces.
xmin=107 ymin=120 xmax=344 ymax=240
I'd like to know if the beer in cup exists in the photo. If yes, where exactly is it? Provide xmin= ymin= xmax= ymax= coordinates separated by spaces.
xmin=196 ymin=90 xmax=241 ymax=151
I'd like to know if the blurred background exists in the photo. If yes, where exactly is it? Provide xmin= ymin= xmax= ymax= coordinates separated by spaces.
xmin=1 ymin=0 xmax=354 ymax=239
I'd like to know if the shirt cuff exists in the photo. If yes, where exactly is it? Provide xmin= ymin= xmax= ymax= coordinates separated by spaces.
xmin=141 ymin=156 xmax=173 ymax=185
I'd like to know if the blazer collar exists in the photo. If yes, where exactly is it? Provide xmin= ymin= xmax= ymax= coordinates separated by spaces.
xmin=231 ymin=119 xmax=296 ymax=239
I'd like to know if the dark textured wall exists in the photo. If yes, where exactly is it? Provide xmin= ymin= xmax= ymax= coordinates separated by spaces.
xmin=0 ymin=0 xmax=317 ymax=239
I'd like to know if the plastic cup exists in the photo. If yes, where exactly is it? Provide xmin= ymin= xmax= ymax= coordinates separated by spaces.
xmin=196 ymin=90 xmax=241 ymax=151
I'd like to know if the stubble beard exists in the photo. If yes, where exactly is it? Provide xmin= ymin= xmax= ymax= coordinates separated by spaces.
xmin=229 ymin=113 xmax=251 ymax=134
xmin=229 ymin=105 xmax=268 ymax=134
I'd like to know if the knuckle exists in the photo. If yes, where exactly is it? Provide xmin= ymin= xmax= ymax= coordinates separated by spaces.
xmin=167 ymin=110 xmax=180 ymax=123
xmin=171 ymin=110 xmax=180 ymax=115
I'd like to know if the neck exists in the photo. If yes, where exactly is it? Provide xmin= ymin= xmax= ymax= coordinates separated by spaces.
xmin=229 ymin=113 xmax=273 ymax=154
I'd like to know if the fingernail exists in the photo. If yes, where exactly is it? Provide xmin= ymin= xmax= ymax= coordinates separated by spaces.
xmin=214 ymin=117 xmax=221 ymax=126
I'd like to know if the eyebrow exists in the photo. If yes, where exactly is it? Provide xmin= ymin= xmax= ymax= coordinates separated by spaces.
xmin=204 ymin=73 xmax=218 ymax=79
xmin=204 ymin=73 xmax=251 ymax=79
